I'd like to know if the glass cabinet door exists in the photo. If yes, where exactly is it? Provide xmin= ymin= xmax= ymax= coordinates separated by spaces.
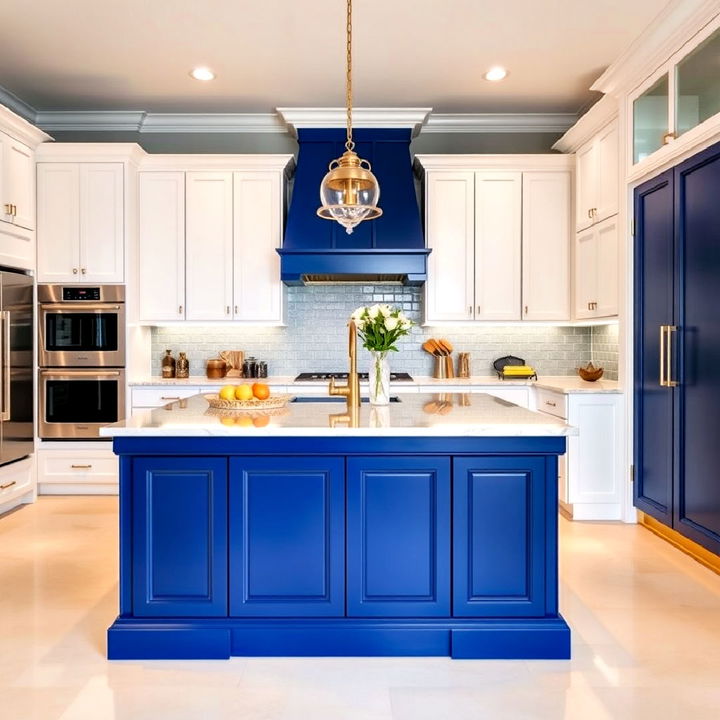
xmin=633 ymin=75 xmax=669 ymax=164
xmin=676 ymin=27 xmax=720 ymax=138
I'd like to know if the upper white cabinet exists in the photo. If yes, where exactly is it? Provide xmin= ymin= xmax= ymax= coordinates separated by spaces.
xmin=574 ymin=215 xmax=619 ymax=319
xmin=185 ymin=172 xmax=234 ymax=321
xmin=137 ymin=160 xmax=288 ymax=324
xmin=522 ymin=171 xmax=571 ymax=321
xmin=1 ymin=132 xmax=35 ymax=231
xmin=418 ymin=156 xmax=573 ymax=324
xmin=575 ymin=119 xmax=618 ymax=231
xmin=37 ymin=162 xmax=124 ymax=283
xmin=232 ymin=171 xmax=284 ymax=323
xmin=138 ymin=172 xmax=185 ymax=322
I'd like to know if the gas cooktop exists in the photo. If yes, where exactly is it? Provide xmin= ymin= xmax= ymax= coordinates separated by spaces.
xmin=295 ymin=372 xmax=414 ymax=382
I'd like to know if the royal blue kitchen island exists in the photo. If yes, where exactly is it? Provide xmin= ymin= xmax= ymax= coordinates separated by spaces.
xmin=102 ymin=393 xmax=574 ymax=660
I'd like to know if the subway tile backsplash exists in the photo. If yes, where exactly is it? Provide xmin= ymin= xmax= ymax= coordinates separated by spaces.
xmin=151 ymin=285 xmax=619 ymax=379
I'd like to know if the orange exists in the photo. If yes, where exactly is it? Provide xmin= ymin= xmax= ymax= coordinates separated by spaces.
xmin=234 ymin=384 xmax=253 ymax=401
xmin=253 ymin=415 xmax=270 ymax=428
xmin=252 ymin=382 xmax=270 ymax=400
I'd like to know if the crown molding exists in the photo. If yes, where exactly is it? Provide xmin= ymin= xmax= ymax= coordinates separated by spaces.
xmin=36 ymin=142 xmax=147 ymax=164
xmin=413 ymin=153 xmax=574 ymax=173
xmin=0 ymin=85 xmax=37 ymax=124
xmin=0 ymin=102 xmax=51 ymax=147
xmin=423 ymin=113 xmax=577 ymax=134
xmin=277 ymin=107 xmax=432 ymax=137
xmin=138 ymin=153 xmax=295 ymax=173
xmin=35 ymin=110 xmax=147 ymax=132
xmin=591 ymin=0 xmax=720 ymax=96
xmin=141 ymin=113 xmax=285 ymax=133
xmin=552 ymin=95 xmax=618 ymax=152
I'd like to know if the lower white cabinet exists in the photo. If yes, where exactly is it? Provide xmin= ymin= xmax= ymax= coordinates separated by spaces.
xmin=37 ymin=447 xmax=118 ymax=495
xmin=131 ymin=385 xmax=211 ymax=409
xmin=534 ymin=388 xmax=624 ymax=520
xmin=0 ymin=456 xmax=35 ymax=513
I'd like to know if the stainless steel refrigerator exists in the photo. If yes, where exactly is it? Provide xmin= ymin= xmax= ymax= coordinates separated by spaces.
xmin=0 ymin=269 xmax=33 ymax=466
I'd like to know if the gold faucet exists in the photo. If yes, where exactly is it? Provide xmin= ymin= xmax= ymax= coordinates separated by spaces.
xmin=328 ymin=318 xmax=361 ymax=408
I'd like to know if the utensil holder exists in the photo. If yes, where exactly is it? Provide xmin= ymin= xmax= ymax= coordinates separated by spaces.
xmin=458 ymin=352 xmax=470 ymax=378
xmin=445 ymin=354 xmax=455 ymax=378
xmin=433 ymin=356 xmax=447 ymax=379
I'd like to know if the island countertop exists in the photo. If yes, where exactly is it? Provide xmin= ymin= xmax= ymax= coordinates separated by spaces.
xmin=101 ymin=392 xmax=577 ymax=438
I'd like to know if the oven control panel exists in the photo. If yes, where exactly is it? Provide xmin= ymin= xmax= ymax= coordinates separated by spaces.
xmin=63 ymin=287 xmax=101 ymax=301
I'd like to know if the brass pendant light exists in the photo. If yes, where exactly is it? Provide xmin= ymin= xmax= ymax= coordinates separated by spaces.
xmin=317 ymin=0 xmax=382 ymax=234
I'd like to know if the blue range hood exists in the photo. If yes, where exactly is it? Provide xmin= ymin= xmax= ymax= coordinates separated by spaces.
xmin=278 ymin=128 xmax=429 ymax=285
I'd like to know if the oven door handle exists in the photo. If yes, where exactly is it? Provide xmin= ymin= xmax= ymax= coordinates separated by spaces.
xmin=1 ymin=311 xmax=9 ymax=422
xmin=40 ymin=304 xmax=122 ymax=311
xmin=40 ymin=370 xmax=122 ymax=377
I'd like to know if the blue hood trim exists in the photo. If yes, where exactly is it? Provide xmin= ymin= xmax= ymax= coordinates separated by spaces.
xmin=279 ymin=128 xmax=428 ymax=285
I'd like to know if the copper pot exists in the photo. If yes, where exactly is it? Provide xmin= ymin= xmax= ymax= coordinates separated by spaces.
xmin=206 ymin=358 xmax=227 ymax=379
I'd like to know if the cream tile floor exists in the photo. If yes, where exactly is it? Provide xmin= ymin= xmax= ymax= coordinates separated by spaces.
xmin=2 ymin=497 xmax=720 ymax=720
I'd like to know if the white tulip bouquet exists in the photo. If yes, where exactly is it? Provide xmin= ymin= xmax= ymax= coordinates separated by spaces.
xmin=351 ymin=304 xmax=413 ymax=352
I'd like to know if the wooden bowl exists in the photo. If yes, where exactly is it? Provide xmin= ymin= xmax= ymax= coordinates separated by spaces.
xmin=578 ymin=366 xmax=604 ymax=382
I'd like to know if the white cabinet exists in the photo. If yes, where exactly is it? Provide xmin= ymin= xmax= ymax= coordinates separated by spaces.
xmin=138 ymin=172 xmax=185 ymax=322
xmin=534 ymin=388 xmax=624 ymax=520
xmin=574 ymin=216 xmax=619 ymax=319
xmin=522 ymin=172 xmax=571 ymax=321
xmin=474 ymin=172 xmax=522 ymax=321
xmin=37 ymin=162 xmax=124 ymax=283
xmin=422 ymin=159 xmax=571 ymax=324
xmin=1 ymin=132 xmax=35 ymax=230
xmin=185 ymin=172 xmax=234 ymax=321
xmin=425 ymin=172 xmax=475 ymax=321
xmin=232 ymin=171 xmax=284 ymax=323
xmin=131 ymin=385 xmax=209 ymax=409
xmin=575 ymin=120 xmax=618 ymax=231
xmin=37 ymin=448 xmax=118 ymax=495
xmin=0 ymin=457 xmax=35 ymax=513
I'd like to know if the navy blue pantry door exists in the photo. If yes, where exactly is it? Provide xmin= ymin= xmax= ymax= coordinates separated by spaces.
xmin=346 ymin=456 xmax=451 ymax=617
xmin=633 ymin=170 xmax=675 ymax=526
xmin=132 ymin=457 xmax=228 ymax=617
xmin=229 ymin=456 xmax=345 ymax=616
xmin=453 ymin=456 xmax=549 ymax=617
xmin=674 ymin=143 xmax=720 ymax=555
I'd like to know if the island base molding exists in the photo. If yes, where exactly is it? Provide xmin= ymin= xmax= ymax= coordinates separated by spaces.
xmin=107 ymin=616 xmax=571 ymax=660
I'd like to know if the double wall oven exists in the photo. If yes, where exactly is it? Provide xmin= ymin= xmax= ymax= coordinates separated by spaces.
xmin=38 ymin=285 xmax=125 ymax=439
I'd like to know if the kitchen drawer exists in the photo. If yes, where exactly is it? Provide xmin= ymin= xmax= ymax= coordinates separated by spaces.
xmin=479 ymin=386 xmax=531 ymax=409
xmin=38 ymin=449 xmax=118 ymax=492
xmin=0 ymin=457 xmax=34 ymax=502
xmin=535 ymin=389 xmax=567 ymax=419
xmin=131 ymin=386 xmax=203 ymax=408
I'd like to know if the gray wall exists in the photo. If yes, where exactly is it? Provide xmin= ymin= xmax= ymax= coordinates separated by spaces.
xmin=48 ymin=130 xmax=562 ymax=155
xmin=150 ymin=285 xmax=618 ymax=379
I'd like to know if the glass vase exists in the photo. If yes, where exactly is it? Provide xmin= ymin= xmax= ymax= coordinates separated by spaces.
xmin=369 ymin=350 xmax=391 ymax=405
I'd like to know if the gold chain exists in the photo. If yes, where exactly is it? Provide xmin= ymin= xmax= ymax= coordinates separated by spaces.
xmin=345 ymin=0 xmax=354 ymax=152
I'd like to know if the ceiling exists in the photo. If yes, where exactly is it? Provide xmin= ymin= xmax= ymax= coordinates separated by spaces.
xmin=0 ymin=0 xmax=670 ymax=116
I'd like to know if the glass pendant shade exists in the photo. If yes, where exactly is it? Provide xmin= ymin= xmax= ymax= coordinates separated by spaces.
xmin=317 ymin=149 xmax=382 ymax=234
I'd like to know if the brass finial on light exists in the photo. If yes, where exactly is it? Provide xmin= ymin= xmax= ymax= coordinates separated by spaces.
xmin=317 ymin=0 xmax=382 ymax=234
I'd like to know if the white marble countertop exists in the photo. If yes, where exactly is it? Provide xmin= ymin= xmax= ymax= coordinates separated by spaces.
xmin=103 ymin=392 xmax=577 ymax=438
xmin=128 ymin=374 xmax=621 ymax=394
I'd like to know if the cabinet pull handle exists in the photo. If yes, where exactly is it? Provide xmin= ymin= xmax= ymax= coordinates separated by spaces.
xmin=666 ymin=325 xmax=678 ymax=388
xmin=659 ymin=325 xmax=667 ymax=387
xmin=234 ymin=305 xmax=238 ymax=314
xmin=178 ymin=305 xmax=183 ymax=315
xmin=160 ymin=396 xmax=181 ymax=400
xmin=545 ymin=400 xmax=557 ymax=407
xmin=226 ymin=306 xmax=230 ymax=315
xmin=3 ymin=204 xmax=11 ymax=215
xmin=73 ymin=268 xmax=78 ymax=274
xmin=81 ymin=268 xmax=87 ymax=275
xmin=587 ymin=208 xmax=591 ymax=219
xmin=13 ymin=204 xmax=17 ymax=216
xmin=0 ymin=480 xmax=17 ymax=489
xmin=71 ymin=464 xmax=92 ymax=470
xmin=468 ymin=305 xmax=472 ymax=317
xmin=476 ymin=305 xmax=480 ymax=315
xmin=524 ymin=305 xmax=528 ymax=315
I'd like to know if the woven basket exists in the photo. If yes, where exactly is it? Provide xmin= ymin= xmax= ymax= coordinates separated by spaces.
xmin=203 ymin=393 xmax=292 ymax=411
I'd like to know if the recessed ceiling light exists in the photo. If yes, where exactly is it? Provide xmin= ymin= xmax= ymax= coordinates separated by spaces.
xmin=484 ymin=66 xmax=508 ymax=82
xmin=190 ymin=67 xmax=215 ymax=81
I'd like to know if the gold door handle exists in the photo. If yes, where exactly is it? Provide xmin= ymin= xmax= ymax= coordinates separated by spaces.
xmin=666 ymin=325 xmax=678 ymax=387
xmin=13 ymin=204 xmax=17 ymax=216
xmin=81 ymin=268 xmax=87 ymax=275
xmin=476 ymin=305 xmax=480 ymax=315
xmin=3 ymin=204 xmax=11 ymax=215
xmin=178 ymin=305 xmax=183 ymax=315
xmin=226 ymin=306 xmax=230 ymax=315
xmin=234 ymin=305 xmax=238 ymax=314
xmin=71 ymin=464 xmax=92 ymax=470
xmin=545 ymin=400 xmax=557 ymax=407
xmin=160 ymin=396 xmax=181 ymax=400
xmin=468 ymin=306 xmax=472 ymax=317
xmin=0 ymin=480 xmax=17 ymax=489
xmin=659 ymin=325 xmax=667 ymax=387
xmin=588 ymin=209 xmax=592 ymax=219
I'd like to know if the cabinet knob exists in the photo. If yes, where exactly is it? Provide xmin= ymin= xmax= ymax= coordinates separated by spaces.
xmin=178 ymin=305 xmax=183 ymax=315
xmin=73 ymin=268 xmax=78 ymax=274
xmin=81 ymin=268 xmax=86 ymax=275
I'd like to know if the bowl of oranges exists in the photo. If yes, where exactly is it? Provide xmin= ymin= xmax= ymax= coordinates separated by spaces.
xmin=204 ymin=382 xmax=292 ymax=411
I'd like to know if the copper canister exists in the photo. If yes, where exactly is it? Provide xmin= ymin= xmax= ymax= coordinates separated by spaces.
xmin=206 ymin=357 xmax=227 ymax=379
